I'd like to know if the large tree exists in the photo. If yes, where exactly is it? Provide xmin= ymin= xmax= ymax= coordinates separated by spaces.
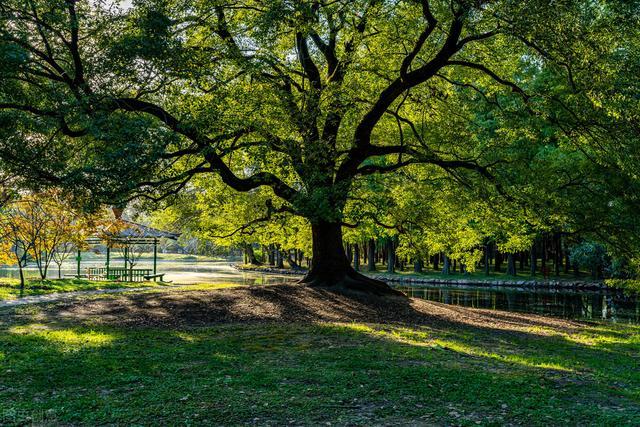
xmin=0 ymin=0 xmax=624 ymax=294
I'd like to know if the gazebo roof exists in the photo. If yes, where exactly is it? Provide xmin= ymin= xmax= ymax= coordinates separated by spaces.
xmin=86 ymin=220 xmax=180 ymax=245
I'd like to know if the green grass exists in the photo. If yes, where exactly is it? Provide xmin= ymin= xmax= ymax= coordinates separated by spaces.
xmin=0 ymin=307 xmax=638 ymax=425
xmin=0 ymin=279 xmax=246 ymax=301
xmin=0 ymin=278 xmax=164 ymax=301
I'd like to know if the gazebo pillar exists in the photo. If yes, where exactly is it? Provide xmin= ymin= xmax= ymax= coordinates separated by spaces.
xmin=153 ymin=238 xmax=158 ymax=281
xmin=76 ymin=250 xmax=81 ymax=278
xmin=124 ymin=246 xmax=129 ymax=281
xmin=106 ymin=246 xmax=110 ymax=279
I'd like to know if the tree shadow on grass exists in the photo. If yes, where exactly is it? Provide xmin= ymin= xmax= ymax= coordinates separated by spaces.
xmin=1 ymin=284 xmax=639 ymax=425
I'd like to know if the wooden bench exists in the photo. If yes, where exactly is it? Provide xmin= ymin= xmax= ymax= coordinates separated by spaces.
xmin=143 ymin=273 xmax=167 ymax=282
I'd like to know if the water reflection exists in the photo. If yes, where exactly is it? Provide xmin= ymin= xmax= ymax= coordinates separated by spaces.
xmin=396 ymin=285 xmax=640 ymax=324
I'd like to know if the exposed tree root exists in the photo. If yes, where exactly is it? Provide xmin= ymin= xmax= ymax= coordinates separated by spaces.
xmin=299 ymin=268 xmax=405 ymax=297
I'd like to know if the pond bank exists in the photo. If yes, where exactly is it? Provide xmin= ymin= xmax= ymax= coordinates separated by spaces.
xmin=233 ymin=264 xmax=608 ymax=291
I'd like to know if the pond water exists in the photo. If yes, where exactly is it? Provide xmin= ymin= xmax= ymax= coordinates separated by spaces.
xmin=395 ymin=285 xmax=640 ymax=324
xmin=1 ymin=257 xmax=637 ymax=324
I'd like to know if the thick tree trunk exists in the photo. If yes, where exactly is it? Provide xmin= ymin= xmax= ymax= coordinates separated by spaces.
xmin=300 ymin=222 xmax=402 ymax=296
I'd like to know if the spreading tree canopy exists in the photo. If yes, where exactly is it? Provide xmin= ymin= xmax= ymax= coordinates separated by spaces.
xmin=0 ymin=0 xmax=635 ymax=293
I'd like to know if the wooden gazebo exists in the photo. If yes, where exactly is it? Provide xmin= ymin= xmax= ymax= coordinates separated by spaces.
xmin=81 ymin=220 xmax=180 ymax=282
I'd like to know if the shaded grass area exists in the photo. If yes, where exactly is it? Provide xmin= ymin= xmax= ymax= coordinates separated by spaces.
xmin=0 ymin=278 xmax=165 ymax=301
xmin=0 ymin=292 xmax=638 ymax=425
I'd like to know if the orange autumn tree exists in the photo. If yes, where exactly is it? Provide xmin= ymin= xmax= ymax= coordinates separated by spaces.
xmin=0 ymin=191 xmax=106 ymax=288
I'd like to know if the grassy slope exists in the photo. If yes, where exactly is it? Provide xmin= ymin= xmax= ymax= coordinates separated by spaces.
xmin=0 ymin=302 xmax=638 ymax=425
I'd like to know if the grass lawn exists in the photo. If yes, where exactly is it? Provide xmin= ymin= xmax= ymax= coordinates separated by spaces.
xmin=0 ymin=278 xmax=246 ymax=301
xmin=0 ymin=278 xmax=166 ymax=301
xmin=0 ymin=286 xmax=638 ymax=425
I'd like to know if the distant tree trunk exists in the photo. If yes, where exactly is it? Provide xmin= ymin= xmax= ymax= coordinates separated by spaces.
xmin=541 ymin=236 xmax=547 ymax=273
xmin=519 ymin=252 xmax=525 ymax=271
xmin=275 ymin=247 xmax=284 ymax=269
xmin=484 ymin=245 xmax=490 ymax=275
xmin=268 ymin=244 xmax=275 ymax=266
xmin=506 ymin=253 xmax=516 ymax=276
xmin=345 ymin=243 xmax=353 ymax=263
xmin=452 ymin=259 xmax=457 ymax=273
xmin=386 ymin=237 xmax=395 ymax=274
xmin=245 ymin=244 xmax=262 ymax=265
xmin=413 ymin=258 xmax=423 ymax=273
xmin=564 ymin=251 xmax=571 ymax=274
xmin=433 ymin=253 xmax=439 ymax=271
xmin=18 ymin=262 xmax=25 ymax=294
xmin=442 ymin=255 xmax=450 ymax=275
xmin=494 ymin=251 xmax=502 ymax=273
xmin=554 ymin=233 xmax=561 ymax=276
xmin=530 ymin=244 xmax=537 ymax=276
xmin=367 ymin=239 xmax=376 ymax=272
xmin=286 ymin=250 xmax=300 ymax=269
xmin=353 ymin=244 xmax=360 ymax=271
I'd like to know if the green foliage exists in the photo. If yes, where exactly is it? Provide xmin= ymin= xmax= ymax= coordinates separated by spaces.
xmin=604 ymin=279 xmax=640 ymax=293
xmin=570 ymin=242 xmax=609 ymax=274
xmin=0 ymin=0 xmax=639 ymax=271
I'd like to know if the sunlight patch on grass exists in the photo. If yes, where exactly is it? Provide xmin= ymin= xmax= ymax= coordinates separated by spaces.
xmin=9 ymin=324 xmax=116 ymax=348
xmin=433 ymin=339 xmax=575 ymax=372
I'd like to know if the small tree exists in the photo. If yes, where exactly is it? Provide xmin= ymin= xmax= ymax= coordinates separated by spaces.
xmin=51 ymin=241 xmax=76 ymax=279
xmin=0 ymin=197 xmax=43 ymax=291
